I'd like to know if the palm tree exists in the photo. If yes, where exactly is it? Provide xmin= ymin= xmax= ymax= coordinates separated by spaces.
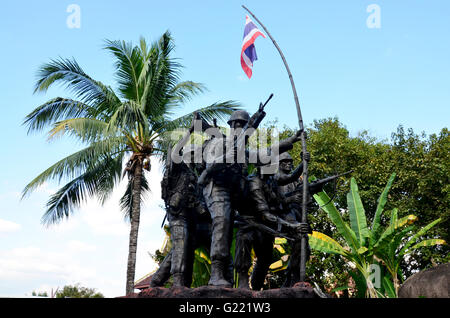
xmin=23 ymin=31 xmax=239 ymax=295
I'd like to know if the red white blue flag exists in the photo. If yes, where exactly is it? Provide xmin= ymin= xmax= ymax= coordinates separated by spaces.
xmin=241 ymin=15 xmax=266 ymax=79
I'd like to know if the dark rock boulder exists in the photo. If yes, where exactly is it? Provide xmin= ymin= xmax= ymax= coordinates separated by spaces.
xmin=398 ymin=263 xmax=449 ymax=298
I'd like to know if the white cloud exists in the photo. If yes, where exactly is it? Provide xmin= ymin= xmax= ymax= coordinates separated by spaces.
xmin=45 ymin=218 xmax=81 ymax=234
xmin=0 ymin=246 xmax=95 ymax=282
xmin=0 ymin=219 xmax=21 ymax=233
xmin=66 ymin=240 xmax=96 ymax=253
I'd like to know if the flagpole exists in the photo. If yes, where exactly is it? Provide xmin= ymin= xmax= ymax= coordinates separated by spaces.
xmin=242 ymin=5 xmax=310 ymax=283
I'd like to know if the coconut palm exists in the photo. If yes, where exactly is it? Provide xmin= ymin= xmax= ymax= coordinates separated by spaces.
xmin=23 ymin=31 xmax=239 ymax=295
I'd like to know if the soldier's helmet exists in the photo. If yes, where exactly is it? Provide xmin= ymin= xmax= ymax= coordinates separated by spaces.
xmin=227 ymin=110 xmax=250 ymax=126
xmin=278 ymin=152 xmax=293 ymax=162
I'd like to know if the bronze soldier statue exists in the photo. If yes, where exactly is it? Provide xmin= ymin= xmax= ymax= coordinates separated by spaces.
xmin=275 ymin=152 xmax=311 ymax=287
xmin=234 ymin=153 xmax=310 ymax=290
xmin=199 ymin=109 xmax=258 ymax=287
xmin=151 ymin=121 xmax=210 ymax=287
xmin=234 ymin=167 xmax=277 ymax=290
xmin=276 ymin=153 xmax=353 ymax=287
xmin=199 ymin=96 xmax=308 ymax=287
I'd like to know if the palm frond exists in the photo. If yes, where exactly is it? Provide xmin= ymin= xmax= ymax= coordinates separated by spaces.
xmin=141 ymin=32 xmax=183 ymax=120
xmin=22 ymin=137 xmax=127 ymax=198
xmin=41 ymin=154 xmax=124 ymax=226
xmin=106 ymin=101 xmax=149 ymax=140
xmin=24 ymin=98 xmax=95 ymax=133
xmin=104 ymin=39 xmax=145 ymax=101
xmin=34 ymin=57 xmax=121 ymax=110
xmin=168 ymin=81 xmax=207 ymax=105
xmin=48 ymin=117 xmax=117 ymax=143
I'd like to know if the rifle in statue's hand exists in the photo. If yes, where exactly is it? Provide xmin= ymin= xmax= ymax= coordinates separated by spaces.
xmin=242 ymin=212 xmax=311 ymax=242
xmin=284 ymin=170 xmax=354 ymax=198
xmin=246 ymin=93 xmax=273 ymax=130
xmin=197 ymin=94 xmax=273 ymax=185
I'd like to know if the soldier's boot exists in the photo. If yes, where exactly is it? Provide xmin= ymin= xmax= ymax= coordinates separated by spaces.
xmin=290 ymin=268 xmax=300 ymax=285
xmin=225 ymin=255 xmax=235 ymax=286
xmin=172 ymin=273 xmax=185 ymax=287
xmin=238 ymin=271 xmax=250 ymax=289
xmin=150 ymin=250 xmax=172 ymax=287
xmin=209 ymin=260 xmax=232 ymax=287
xmin=250 ymin=268 xmax=266 ymax=291
xmin=281 ymin=271 xmax=293 ymax=288
xmin=150 ymin=270 xmax=169 ymax=287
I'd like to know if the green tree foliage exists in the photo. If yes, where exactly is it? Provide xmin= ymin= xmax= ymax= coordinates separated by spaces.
xmin=31 ymin=291 xmax=48 ymax=297
xmin=55 ymin=284 xmax=104 ymax=298
xmin=280 ymin=118 xmax=449 ymax=293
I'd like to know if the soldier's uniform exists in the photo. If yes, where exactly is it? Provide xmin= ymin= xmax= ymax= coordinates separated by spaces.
xmin=234 ymin=172 xmax=280 ymax=290
xmin=275 ymin=152 xmax=311 ymax=287
xmin=235 ymin=151 xmax=311 ymax=290
xmin=154 ymin=147 xmax=210 ymax=287
xmin=202 ymin=111 xmax=251 ymax=287
xmin=202 ymin=109 xmax=304 ymax=287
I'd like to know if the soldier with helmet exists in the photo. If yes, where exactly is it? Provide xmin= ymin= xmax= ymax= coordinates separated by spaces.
xmin=152 ymin=122 xmax=211 ymax=288
xmin=199 ymin=99 xmax=305 ymax=287
xmin=199 ymin=108 xmax=261 ymax=287
xmin=234 ymin=151 xmax=310 ymax=290
xmin=275 ymin=151 xmax=312 ymax=287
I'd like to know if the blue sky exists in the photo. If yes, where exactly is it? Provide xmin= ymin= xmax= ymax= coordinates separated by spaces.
xmin=0 ymin=1 xmax=449 ymax=297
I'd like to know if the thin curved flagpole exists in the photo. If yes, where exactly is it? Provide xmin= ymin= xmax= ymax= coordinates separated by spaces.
xmin=242 ymin=5 xmax=309 ymax=282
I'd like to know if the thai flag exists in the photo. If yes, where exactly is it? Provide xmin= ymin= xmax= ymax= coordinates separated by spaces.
xmin=241 ymin=15 xmax=266 ymax=79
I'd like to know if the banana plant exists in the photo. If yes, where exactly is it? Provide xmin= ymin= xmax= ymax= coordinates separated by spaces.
xmin=309 ymin=172 xmax=445 ymax=297
xmin=192 ymin=247 xmax=211 ymax=287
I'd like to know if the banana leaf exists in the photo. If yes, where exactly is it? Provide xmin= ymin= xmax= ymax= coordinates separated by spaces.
xmin=314 ymin=191 xmax=360 ymax=253
xmin=371 ymin=173 xmax=396 ymax=245
xmin=399 ymin=218 xmax=442 ymax=256
xmin=308 ymin=232 xmax=349 ymax=256
xmin=382 ymin=276 xmax=397 ymax=298
xmin=349 ymin=270 xmax=367 ymax=298
xmin=373 ymin=212 xmax=413 ymax=250
xmin=411 ymin=239 xmax=446 ymax=249
xmin=347 ymin=177 xmax=369 ymax=246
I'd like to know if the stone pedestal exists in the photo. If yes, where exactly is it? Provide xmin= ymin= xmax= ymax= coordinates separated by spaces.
xmin=128 ymin=282 xmax=321 ymax=298
xmin=399 ymin=263 xmax=449 ymax=298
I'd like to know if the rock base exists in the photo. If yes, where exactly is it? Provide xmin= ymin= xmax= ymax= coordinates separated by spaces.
xmin=399 ymin=263 xmax=449 ymax=298
xmin=130 ymin=282 xmax=320 ymax=298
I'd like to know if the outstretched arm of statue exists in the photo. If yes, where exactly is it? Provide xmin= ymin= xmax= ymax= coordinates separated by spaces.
xmin=268 ymin=129 xmax=304 ymax=160
xmin=171 ymin=114 xmax=197 ymax=159
xmin=278 ymin=129 xmax=303 ymax=152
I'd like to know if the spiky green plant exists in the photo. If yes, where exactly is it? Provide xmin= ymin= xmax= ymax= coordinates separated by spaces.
xmin=23 ymin=31 xmax=239 ymax=295
xmin=309 ymin=173 xmax=445 ymax=297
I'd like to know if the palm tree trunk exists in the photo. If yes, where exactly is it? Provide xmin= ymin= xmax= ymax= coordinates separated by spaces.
xmin=125 ymin=159 xmax=143 ymax=295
